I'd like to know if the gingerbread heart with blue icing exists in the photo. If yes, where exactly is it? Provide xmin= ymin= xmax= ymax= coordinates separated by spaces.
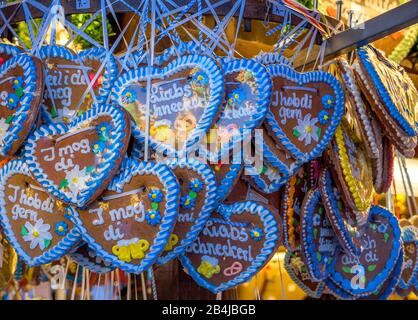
xmin=205 ymin=58 xmax=271 ymax=162
xmin=300 ymin=187 xmax=339 ymax=281
xmin=327 ymin=205 xmax=402 ymax=297
xmin=111 ymin=54 xmax=224 ymax=157
xmin=24 ymin=104 xmax=131 ymax=207
xmin=0 ymin=53 xmax=44 ymax=157
xmin=67 ymin=158 xmax=180 ymax=274
xmin=398 ymin=226 xmax=418 ymax=289
xmin=179 ymin=200 xmax=280 ymax=293
xmin=0 ymin=159 xmax=80 ymax=266
xmin=264 ymin=64 xmax=344 ymax=163
xmin=156 ymin=158 xmax=218 ymax=265
xmin=39 ymin=45 xmax=118 ymax=123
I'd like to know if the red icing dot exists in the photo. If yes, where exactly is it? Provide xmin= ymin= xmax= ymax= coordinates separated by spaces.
xmin=0 ymin=57 xmax=4 ymax=66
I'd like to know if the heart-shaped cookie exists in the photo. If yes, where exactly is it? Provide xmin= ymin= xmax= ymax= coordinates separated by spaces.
xmin=24 ymin=104 xmax=131 ymax=207
xmin=67 ymin=158 xmax=180 ymax=274
xmin=0 ymin=159 xmax=80 ymax=266
xmin=284 ymin=250 xmax=325 ymax=298
xmin=327 ymin=205 xmax=402 ymax=297
xmin=398 ymin=226 xmax=418 ymax=289
xmin=205 ymin=58 xmax=271 ymax=161
xmin=156 ymin=158 xmax=217 ymax=265
xmin=180 ymin=201 xmax=280 ymax=293
xmin=319 ymin=168 xmax=363 ymax=256
xmin=355 ymin=45 xmax=418 ymax=138
xmin=300 ymin=187 xmax=339 ymax=281
xmin=243 ymin=160 xmax=290 ymax=194
xmin=39 ymin=45 xmax=118 ymax=123
xmin=264 ymin=64 xmax=344 ymax=163
xmin=69 ymin=242 xmax=114 ymax=274
xmin=0 ymin=54 xmax=44 ymax=157
xmin=111 ymin=54 xmax=224 ymax=157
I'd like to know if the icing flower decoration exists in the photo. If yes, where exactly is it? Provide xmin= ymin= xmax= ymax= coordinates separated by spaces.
xmin=12 ymin=76 xmax=23 ymax=90
xmin=181 ymin=195 xmax=195 ymax=210
xmin=377 ymin=223 xmax=388 ymax=233
xmin=21 ymin=219 xmax=52 ymax=250
xmin=6 ymin=93 xmax=19 ymax=109
xmin=92 ymin=140 xmax=106 ymax=154
xmin=192 ymin=70 xmax=209 ymax=86
xmin=54 ymin=221 xmax=69 ymax=236
xmin=318 ymin=110 xmax=330 ymax=125
xmin=322 ymin=94 xmax=335 ymax=109
xmin=293 ymin=114 xmax=320 ymax=145
xmin=313 ymin=214 xmax=321 ymax=227
xmin=250 ymin=227 xmax=264 ymax=241
xmin=121 ymin=89 xmax=137 ymax=105
xmin=97 ymin=122 xmax=112 ymax=140
xmin=63 ymin=165 xmax=90 ymax=200
xmin=189 ymin=179 xmax=203 ymax=193
xmin=145 ymin=210 xmax=162 ymax=226
xmin=0 ymin=118 xmax=10 ymax=144
xmin=149 ymin=189 xmax=163 ymax=203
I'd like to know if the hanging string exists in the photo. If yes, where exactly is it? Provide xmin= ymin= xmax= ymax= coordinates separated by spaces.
xmin=115 ymin=270 xmax=122 ymax=300
xmin=127 ymin=273 xmax=131 ymax=300
xmin=141 ymin=272 xmax=148 ymax=300
xmin=134 ymin=273 xmax=138 ymax=300
xmin=147 ymin=267 xmax=158 ymax=300
xmin=276 ymin=253 xmax=286 ymax=300
xmin=396 ymin=153 xmax=413 ymax=217
xmin=400 ymin=155 xmax=418 ymax=214
xmin=70 ymin=263 xmax=80 ymax=300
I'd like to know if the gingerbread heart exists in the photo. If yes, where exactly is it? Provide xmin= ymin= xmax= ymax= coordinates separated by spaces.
xmin=39 ymin=45 xmax=118 ymax=123
xmin=327 ymin=205 xmax=402 ymax=297
xmin=210 ymin=162 xmax=243 ymax=203
xmin=319 ymin=168 xmax=363 ymax=256
xmin=0 ymin=54 xmax=44 ymax=157
xmin=0 ymin=159 xmax=80 ymax=266
xmin=355 ymin=45 xmax=418 ymax=138
xmin=179 ymin=201 xmax=280 ymax=293
xmin=67 ymin=158 xmax=180 ymax=274
xmin=264 ymin=64 xmax=344 ymax=163
xmin=24 ymin=104 xmax=131 ymax=207
xmin=205 ymin=58 xmax=271 ymax=161
xmin=69 ymin=242 xmax=114 ymax=274
xmin=284 ymin=250 xmax=325 ymax=298
xmin=156 ymin=158 xmax=217 ymax=265
xmin=398 ymin=226 xmax=418 ymax=289
xmin=111 ymin=54 xmax=224 ymax=157
xmin=300 ymin=187 xmax=339 ymax=281
xmin=243 ymin=160 xmax=290 ymax=194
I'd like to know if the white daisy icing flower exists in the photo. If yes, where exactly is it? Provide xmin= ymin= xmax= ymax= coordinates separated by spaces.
xmin=21 ymin=219 xmax=52 ymax=251
xmin=64 ymin=165 xmax=90 ymax=201
xmin=0 ymin=118 xmax=10 ymax=144
xmin=293 ymin=114 xmax=320 ymax=146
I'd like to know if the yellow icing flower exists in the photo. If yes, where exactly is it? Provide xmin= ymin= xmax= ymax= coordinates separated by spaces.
xmin=129 ymin=240 xmax=150 ymax=259
xmin=112 ymin=245 xmax=131 ymax=262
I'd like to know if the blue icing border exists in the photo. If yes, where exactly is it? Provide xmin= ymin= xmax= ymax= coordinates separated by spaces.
xmin=0 ymin=42 xmax=22 ymax=56
xmin=244 ymin=162 xmax=290 ymax=194
xmin=0 ymin=159 xmax=80 ymax=266
xmin=300 ymin=188 xmax=337 ymax=282
xmin=156 ymin=158 xmax=218 ymax=265
xmin=264 ymin=64 xmax=344 ymax=163
xmin=69 ymin=242 xmax=115 ymax=274
xmin=214 ymin=163 xmax=243 ymax=203
xmin=327 ymin=205 xmax=402 ymax=297
xmin=111 ymin=54 xmax=225 ymax=157
xmin=320 ymin=169 xmax=362 ymax=257
xmin=284 ymin=250 xmax=325 ymax=298
xmin=24 ymin=104 xmax=129 ymax=207
xmin=357 ymin=46 xmax=417 ymax=137
xmin=206 ymin=58 xmax=272 ymax=162
xmin=68 ymin=157 xmax=180 ymax=274
xmin=179 ymin=200 xmax=279 ymax=294
xmin=39 ymin=45 xmax=118 ymax=123
xmin=398 ymin=226 xmax=418 ymax=289
xmin=0 ymin=54 xmax=38 ymax=156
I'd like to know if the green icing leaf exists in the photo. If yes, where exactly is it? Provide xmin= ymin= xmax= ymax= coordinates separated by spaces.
xmin=189 ymin=191 xmax=197 ymax=199
xmin=15 ymin=87 xmax=24 ymax=97
xmin=316 ymin=252 xmax=322 ymax=261
xmin=313 ymin=228 xmax=318 ymax=240
xmin=20 ymin=225 xmax=28 ymax=236
xmin=86 ymin=165 xmax=95 ymax=174
xmin=367 ymin=265 xmax=377 ymax=272
xmin=342 ymin=266 xmax=351 ymax=273
xmin=5 ymin=115 xmax=14 ymax=124
xmin=151 ymin=202 xmax=159 ymax=210
xmin=293 ymin=128 xmax=300 ymax=138
xmin=384 ymin=233 xmax=389 ymax=242
xmin=44 ymin=239 xmax=51 ymax=249
xmin=59 ymin=179 xmax=69 ymax=189
xmin=316 ymin=127 xmax=321 ymax=137
xmin=51 ymin=107 xmax=58 ymax=118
